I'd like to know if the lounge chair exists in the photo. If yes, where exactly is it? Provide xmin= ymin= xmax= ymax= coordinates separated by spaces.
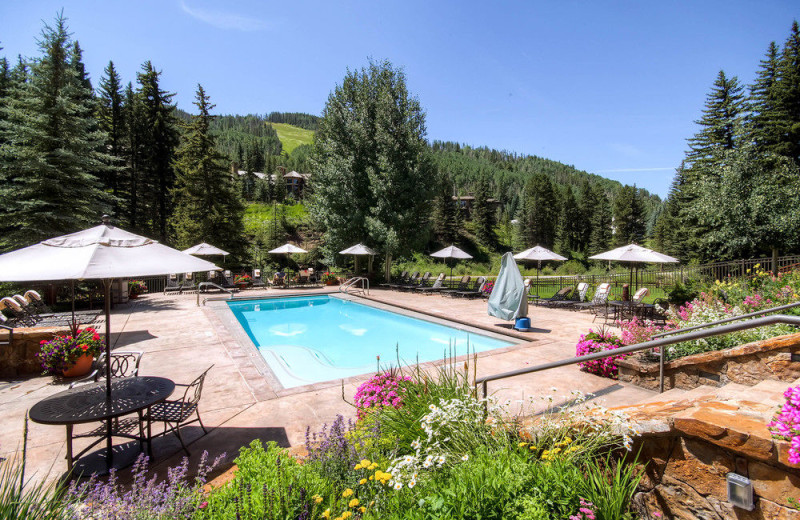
xmin=272 ymin=271 xmax=286 ymax=287
xmin=380 ymin=271 xmax=407 ymax=288
xmin=1 ymin=297 xmax=36 ymax=326
xmin=534 ymin=286 xmax=574 ymax=306
xmin=180 ymin=272 xmax=197 ymax=293
xmin=453 ymin=277 xmax=487 ymax=298
xmin=415 ymin=273 xmax=446 ymax=294
xmin=24 ymin=290 xmax=51 ymax=314
xmin=221 ymin=270 xmax=236 ymax=289
xmin=401 ymin=272 xmax=431 ymax=291
xmin=575 ymin=283 xmax=611 ymax=312
xmin=389 ymin=271 xmax=419 ymax=290
xmin=441 ymin=275 xmax=471 ymax=297
xmin=552 ymin=282 xmax=590 ymax=309
xmin=164 ymin=274 xmax=181 ymax=294
xmin=252 ymin=269 xmax=266 ymax=288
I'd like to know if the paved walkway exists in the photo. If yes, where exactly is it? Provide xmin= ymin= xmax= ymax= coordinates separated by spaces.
xmin=0 ymin=287 xmax=654 ymax=483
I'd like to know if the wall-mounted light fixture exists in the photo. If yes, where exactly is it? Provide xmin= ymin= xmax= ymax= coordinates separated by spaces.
xmin=727 ymin=473 xmax=754 ymax=511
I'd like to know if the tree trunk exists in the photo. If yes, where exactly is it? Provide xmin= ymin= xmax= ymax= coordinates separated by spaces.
xmin=772 ymin=247 xmax=779 ymax=275
xmin=385 ymin=254 xmax=392 ymax=282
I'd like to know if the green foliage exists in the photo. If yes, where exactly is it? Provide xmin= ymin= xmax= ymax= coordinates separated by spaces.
xmin=612 ymin=185 xmax=646 ymax=247
xmin=0 ymin=13 xmax=113 ymax=250
xmin=0 ymin=451 xmax=70 ymax=519
xmin=265 ymin=111 xmax=320 ymax=131
xmin=472 ymin=178 xmax=496 ymax=247
xmin=171 ymin=85 xmax=245 ymax=258
xmin=310 ymin=59 xmax=435 ymax=263
xmin=521 ymin=173 xmax=558 ymax=249
xmin=667 ymin=279 xmax=700 ymax=305
xmin=431 ymin=171 xmax=459 ymax=244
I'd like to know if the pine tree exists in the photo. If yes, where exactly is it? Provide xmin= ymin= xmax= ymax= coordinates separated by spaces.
xmin=577 ymin=179 xmax=596 ymax=252
xmin=556 ymin=185 xmax=580 ymax=254
xmin=172 ymin=84 xmax=244 ymax=256
xmin=521 ymin=173 xmax=558 ymax=249
xmin=472 ymin=178 xmax=495 ymax=246
xmin=122 ymin=81 xmax=142 ymax=230
xmin=611 ymin=185 xmax=646 ymax=246
xmin=96 ymin=61 xmax=125 ymax=211
xmin=432 ymin=171 xmax=458 ymax=244
xmin=747 ymin=42 xmax=782 ymax=153
xmin=685 ymin=71 xmax=745 ymax=172
xmin=134 ymin=61 xmax=179 ymax=242
xmin=773 ymin=21 xmax=800 ymax=163
xmin=0 ymin=14 xmax=111 ymax=248
xmin=588 ymin=185 xmax=611 ymax=254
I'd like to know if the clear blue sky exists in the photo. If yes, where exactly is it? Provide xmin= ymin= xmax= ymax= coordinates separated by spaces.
xmin=2 ymin=1 xmax=797 ymax=197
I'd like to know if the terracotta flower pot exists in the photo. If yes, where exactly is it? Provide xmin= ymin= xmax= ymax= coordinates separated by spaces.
xmin=325 ymin=280 xmax=337 ymax=286
xmin=62 ymin=354 xmax=94 ymax=378
xmin=129 ymin=293 xmax=139 ymax=299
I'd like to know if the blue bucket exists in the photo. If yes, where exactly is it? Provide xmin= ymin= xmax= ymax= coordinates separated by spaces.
xmin=514 ymin=317 xmax=531 ymax=331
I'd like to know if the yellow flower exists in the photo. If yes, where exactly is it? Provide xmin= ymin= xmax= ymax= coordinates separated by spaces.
xmin=342 ymin=488 xmax=353 ymax=498
xmin=368 ymin=463 xmax=378 ymax=470
xmin=349 ymin=498 xmax=359 ymax=508
xmin=359 ymin=507 xmax=366 ymax=513
xmin=360 ymin=459 xmax=371 ymax=467
xmin=314 ymin=495 xmax=323 ymax=504
xmin=518 ymin=442 xmax=528 ymax=447
xmin=564 ymin=437 xmax=572 ymax=444
xmin=322 ymin=510 xmax=331 ymax=519
xmin=552 ymin=447 xmax=561 ymax=453
xmin=369 ymin=475 xmax=374 ymax=481
xmin=359 ymin=478 xmax=367 ymax=485
xmin=354 ymin=463 xmax=362 ymax=470
xmin=342 ymin=512 xmax=353 ymax=519
xmin=529 ymin=445 xmax=537 ymax=451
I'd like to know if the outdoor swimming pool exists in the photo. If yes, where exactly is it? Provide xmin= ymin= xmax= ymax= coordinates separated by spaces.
xmin=227 ymin=295 xmax=515 ymax=388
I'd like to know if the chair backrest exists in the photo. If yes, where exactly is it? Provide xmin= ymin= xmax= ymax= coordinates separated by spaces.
xmin=474 ymin=276 xmax=487 ymax=290
xmin=458 ymin=274 xmax=470 ymax=284
xmin=633 ymin=287 xmax=649 ymax=304
xmin=408 ymin=272 xmax=420 ymax=282
xmin=169 ymin=273 xmax=178 ymax=280
xmin=185 ymin=272 xmax=193 ymax=280
xmin=555 ymin=286 xmax=573 ymax=299
xmin=224 ymin=270 xmax=233 ymax=280
xmin=181 ymin=365 xmax=214 ymax=411
xmin=398 ymin=270 xmax=408 ymax=281
xmin=98 ymin=351 xmax=143 ymax=379
xmin=431 ymin=273 xmax=445 ymax=288
xmin=1 ymin=297 xmax=23 ymax=314
xmin=12 ymin=295 xmax=29 ymax=308
xmin=24 ymin=290 xmax=44 ymax=305
xmin=592 ymin=283 xmax=611 ymax=303
xmin=253 ymin=269 xmax=261 ymax=279
xmin=420 ymin=272 xmax=431 ymax=283
xmin=208 ymin=270 xmax=216 ymax=278
xmin=576 ymin=282 xmax=589 ymax=301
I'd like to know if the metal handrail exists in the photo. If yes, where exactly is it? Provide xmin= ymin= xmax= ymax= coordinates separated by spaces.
xmin=652 ymin=301 xmax=800 ymax=338
xmin=339 ymin=277 xmax=369 ymax=295
xmin=476 ymin=315 xmax=800 ymax=398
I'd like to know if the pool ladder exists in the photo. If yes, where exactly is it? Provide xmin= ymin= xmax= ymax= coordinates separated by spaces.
xmin=339 ymin=277 xmax=369 ymax=296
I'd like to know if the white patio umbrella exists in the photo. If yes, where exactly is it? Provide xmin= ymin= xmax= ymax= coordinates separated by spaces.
xmin=430 ymin=245 xmax=473 ymax=283
xmin=0 ymin=216 xmax=219 ymax=398
xmin=339 ymin=243 xmax=377 ymax=275
xmin=513 ymin=245 xmax=567 ymax=297
xmin=589 ymin=243 xmax=678 ymax=292
xmin=182 ymin=242 xmax=229 ymax=258
xmin=268 ymin=243 xmax=308 ymax=271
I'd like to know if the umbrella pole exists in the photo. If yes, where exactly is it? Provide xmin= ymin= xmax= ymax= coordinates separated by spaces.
xmin=71 ymin=280 xmax=75 ymax=324
xmin=537 ymin=260 xmax=541 ymax=298
xmin=103 ymin=278 xmax=113 ymax=469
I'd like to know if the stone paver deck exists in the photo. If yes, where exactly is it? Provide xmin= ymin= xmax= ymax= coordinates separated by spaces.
xmin=0 ymin=286 xmax=654 ymax=483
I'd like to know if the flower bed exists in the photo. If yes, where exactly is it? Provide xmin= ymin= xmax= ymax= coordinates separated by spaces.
xmin=575 ymin=329 xmax=627 ymax=378
xmin=53 ymin=364 xmax=645 ymax=519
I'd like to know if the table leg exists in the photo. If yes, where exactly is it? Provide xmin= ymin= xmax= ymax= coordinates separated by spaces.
xmin=65 ymin=424 xmax=73 ymax=471
xmin=106 ymin=417 xmax=113 ymax=470
xmin=147 ymin=406 xmax=153 ymax=457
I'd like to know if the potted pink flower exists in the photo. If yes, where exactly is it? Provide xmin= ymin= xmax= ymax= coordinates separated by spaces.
xmin=38 ymin=326 xmax=105 ymax=377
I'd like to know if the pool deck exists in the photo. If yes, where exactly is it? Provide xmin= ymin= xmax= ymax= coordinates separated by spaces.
xmin=0 ymin=286 xmax=655 ymax=484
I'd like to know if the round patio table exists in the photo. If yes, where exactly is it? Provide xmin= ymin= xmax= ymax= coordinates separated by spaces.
xmin=29 ymin=376 xmax=174 ymax=473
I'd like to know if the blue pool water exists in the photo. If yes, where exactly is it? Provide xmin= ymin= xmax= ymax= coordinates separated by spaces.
xmin=227 ymin=295 xmax=514 ymax=388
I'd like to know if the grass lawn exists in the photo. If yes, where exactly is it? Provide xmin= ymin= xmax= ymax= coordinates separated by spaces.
xmin=244 ymin=202 xmax=310 ymax=234
xmin=270 ymin=122 xmax=314 ymax=154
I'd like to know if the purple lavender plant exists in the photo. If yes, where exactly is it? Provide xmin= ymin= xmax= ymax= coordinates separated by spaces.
xmin=67 ymin=451 xmax=224 ymax=519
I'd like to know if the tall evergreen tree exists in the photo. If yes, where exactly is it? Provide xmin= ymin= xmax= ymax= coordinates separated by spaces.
xmin=172 ymin=84 xmax=244 ymax=256
xmin=611 ymin=185 xmax=646 ymax=246
xmin=557 ymin=185 xmax=581 ymax=253
xmin=747 ymin=41 xmax=783 ymax=153
xmin=133 ymin=61 xmax=179 ymax=241
xmin=521 ymin=173 xmax=558 ymax=249
xmin=0 ymin=15 xmax=111 ymax=248
xmin=432 ymin=172 xmax=458 ymax=244
xmin=588 ymin=185 xmax=612 ymax=254
xmin=773 ymin=21 xmax=800 ymax=163
xmin=96 ymin=61 xmax=125 ymax=210
xmin=310 ymin=60 xmax=435 ymax=271
xmin=472 ymin=178 xmax=495 ymax=247
xmin=577 ymin=179 xmax=596 ymax=252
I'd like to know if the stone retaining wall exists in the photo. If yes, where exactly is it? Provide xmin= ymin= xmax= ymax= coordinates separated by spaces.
xmin=0 ymin=326 xmax=67 ymax=377
xmin=617 ymin=332 xmax=800 ymax=391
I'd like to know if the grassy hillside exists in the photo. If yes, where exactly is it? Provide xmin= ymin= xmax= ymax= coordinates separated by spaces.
xmin=270 ymin=123 xmax=314 ymax=155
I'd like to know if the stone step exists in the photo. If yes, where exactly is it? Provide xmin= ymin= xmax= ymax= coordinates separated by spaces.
xmin=636 ymin=387 xmax=687 ymax=405
xmin=674 ymin=384 xmax=718 ymax=403
xmin=711 ymin=382 xmax=752 ymax=401
xmin=751 ymin=378 xmax=793 ymax=394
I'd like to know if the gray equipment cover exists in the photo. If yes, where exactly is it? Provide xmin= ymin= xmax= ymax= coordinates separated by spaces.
xmin=487 ymin=252 xmax=528 ymax=320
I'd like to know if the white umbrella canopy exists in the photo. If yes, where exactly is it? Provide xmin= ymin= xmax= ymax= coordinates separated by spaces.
xmin=513 ymin=245 xmax=567 ymax=263
xmin=589 ymin=243 xmax=678 ymax=264
xmin=430 ymin=245 xmax=473 ymax=282
xmin=589 ymin=243 xmax=678 ymax=293
xmin=0 ymin=218 xmax=220 ymax=398
xmin=182 ymin=242 xmax=229 ymax=258
xmin=514 ymin=245 xmax=566 ymax=297
xmin=268 ymin=243 xmax=308 ymax=255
